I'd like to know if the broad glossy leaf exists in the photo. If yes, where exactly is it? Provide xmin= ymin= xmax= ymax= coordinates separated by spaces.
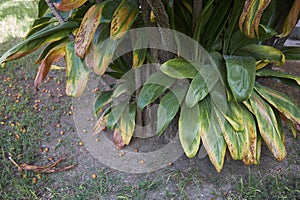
xmin=54 ymin=0 xmax=88 ymax=11
xmin=65 ymin=43 xmax=90 ymax=97
xmin=110 ymin=0 xmax=139 ymax=39
xmin=120 ymin=103 xmax=136 ymax=145
xmin=215 ymin=106 xmax=248 ymax=160
xmin=254 ymin=83 xmax=300 ymax=125
xmin=156 ymin=84 xmax=188 ymax=136
xmin=224 ymin=55 xmax=256 ymax=102
xmin=100 ymin=0 xmax=121 ymax=23
xmin=282 ymin=47 xmax=300 ymax=60
xmin=111 ymin=81 xmax=135 ymax=98
xmin=107 ymin=97 xmax=129 ymax=129
xmin=94 ymin=91 xmax=113 ymax=116
xmin=137 ymin=71 xmax=175 ymax=110
xmin=237 ymin=44 xmax=285 ymax=66
xmin=179 ymin=103 xmax=201 ymax=158
xmin=249 ymin=91 xmax=286 ymax=161
xmin=239 ymin=0 xmax=271 ymax=38
xmin=277 ymin=0 xmax=300 ymax=38
xmin=34 ymin=46 xmax=66 ymax=89
xmin=75 ymin=4 xmax=104 ymax=58
xmin=0 ymin=21 xmax=78 ymax=64
xmin=256 ymin=69 xmax=300 ymax=88
xmin=241 ymin=105 xmax=258 ymax=165
xmin=160 ymin=58 xmax=198 ymax=79
xmin=199 ymin=96 xmax=226 ymax=172
xmin=185 ymin=64 xmax=219 ymax=107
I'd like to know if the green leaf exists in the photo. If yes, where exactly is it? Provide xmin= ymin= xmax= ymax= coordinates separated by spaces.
xmin=26 ymin=18 xmax=56 ymax=38
xmin=107 ymin=97 xmax=129 ymax=129
xmin=132 ymin=29 xmax=148 ymax=68
xmin=249 ymin=91 xmax=286 ymax=161
xmin=110 ymin=0 xmax=139 ymax=39
xmin=156 ymin=84 xmax=188 ymax=136
xmin=241 ymin=104 xmax=258 ymax=165
xmin=101 ymin=0 xmax=121 ymax=23
xmin=256 ymin=69 xmax=300 ymax=88
xmin=185 ymin=64 xmax=219 ymax=107
xmin=120 ymin=103 xmax=136 ymax=145
xmin=199 ymin=96 xmax=226 ymax=172
xmin=38 ymin=0 xmax=49 ymax=17
xmin=224 ymin=55 xmax=256 ymax=102
xmin=75 ymin=4 xmax=104 ymax=58
xmin=237 ymin=44 xmax=285 ymax=66
xmin=214 ymin=106 xmax=248 ymax=160
xmin=0 ymin=21 xmax=79 ymax=64
xmin=254 ymin=83 xmax=300 ymax=125
xmin=94 ymin=91 xmax=113 ymax=116
xmin=137 ymin=71 xmax=175 ymax=110
xmin=282 ymin=47 xmax=300 ymax=60
xmin=160 ymin=58 xmax=198 ymax=79
xmin=65 ymin=43 xmax=90 ymax=97
xmin=179 ymin=103 xmax=201 ymax=158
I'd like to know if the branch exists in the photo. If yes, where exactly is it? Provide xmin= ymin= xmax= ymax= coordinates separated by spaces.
xmin=45 ymin=0 xmax=75 ymax=41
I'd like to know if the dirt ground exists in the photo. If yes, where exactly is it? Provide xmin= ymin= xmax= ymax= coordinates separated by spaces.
xmin=28 ymin=60 xmax=300 ymax=199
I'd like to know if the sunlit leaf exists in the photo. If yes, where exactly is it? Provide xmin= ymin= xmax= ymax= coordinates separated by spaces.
xmin=224 ymin=55 xmax=256 ymax=102
xmin=110 ymin=0 xmax=139 ymax=39
xmin=249 ymin=91 xmax=286 ymax=161
xmin=65 ymin=43 xmax=90 ymax=97
xmin=75 ymin=4 xmax=104 ymax=58
xmin=282 ymin=47 xmax=300 ymax=60
xmin=0 ymin=21 xmax=78 ymax=64
xmin=34 ymin=46 xmax=66 ymax=89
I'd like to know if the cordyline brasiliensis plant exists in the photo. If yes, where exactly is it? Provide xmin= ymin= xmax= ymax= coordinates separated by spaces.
xmin=1 ymin=0 xmax=300 ymax=172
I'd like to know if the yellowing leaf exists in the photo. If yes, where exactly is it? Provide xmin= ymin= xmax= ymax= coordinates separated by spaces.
xmin=54 ymin=0 xmax=88 ymax=11
xmin=65 ymin=43 xmax=90 ymax=97
xmin=110 ymin=0 xmax=139 ymax=39
xmin=75 ymin=4 xmax=104 ymax=58
xmin=239 ymin=0 xmax=271 ymax=38
xmin=278 ymin=0 xmax=300 ymax=38
xmin=34 ymin=47 xmax=66 ymax=89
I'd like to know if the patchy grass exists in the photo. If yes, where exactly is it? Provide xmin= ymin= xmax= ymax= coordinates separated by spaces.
xmin=0 ymin=0 xmax=299 ymax=199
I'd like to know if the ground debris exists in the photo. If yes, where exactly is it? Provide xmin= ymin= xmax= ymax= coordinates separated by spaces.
xmin=8 ymin=153 xmax=75 ymax=174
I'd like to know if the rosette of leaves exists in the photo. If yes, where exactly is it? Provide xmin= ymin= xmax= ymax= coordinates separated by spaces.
xmin=1 ymin=0 xmax=300 ymax=172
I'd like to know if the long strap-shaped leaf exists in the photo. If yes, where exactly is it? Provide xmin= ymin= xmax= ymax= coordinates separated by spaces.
xmin=249 ymin=91 xmax=286 ymax=161
xmin=179 ymin=102 xmax=201 ymax=158
xmin=254 ymin=83 xmax=300 ymax=125
xmin=160 ymin=58 xmax=198 ymax=79
xmin=65 ymin=43 xmax=90 ymax=97
xmin=110 ymin=0 xmax=139 ymax=40
xmin=224 ymin=55 xmax=256 ymax=102
xmin=199 ymin=96 xmax=226 ymax=172
xmin=120 ymin=103 xmax=136 ymax=145
xmin=137 ymin=71 xmax=175 ymax=110
xmin=156 ymin=84 xmax=188 ymax=136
